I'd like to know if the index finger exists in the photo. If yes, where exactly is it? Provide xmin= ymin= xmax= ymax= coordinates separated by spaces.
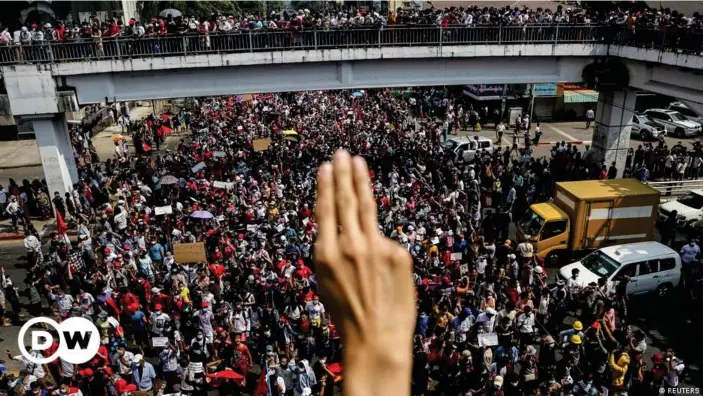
xmin=315 ymin=162 xmax=338 ymax=256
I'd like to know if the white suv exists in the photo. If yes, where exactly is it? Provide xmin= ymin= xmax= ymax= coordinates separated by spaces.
xmin=659 ymin=189 xmax=703 ymax=228
xmin=668 ymin=102 xmax=703 ymax=125
xmin=645 ymin=108 xmax=702 ymax=138
xmin=559 ymin=242 xmax=681 ymax=297
xmin=444 ymin=136 xmax=494 ymax=163
xmin=628 ymin=114 xmax=666 ymax=141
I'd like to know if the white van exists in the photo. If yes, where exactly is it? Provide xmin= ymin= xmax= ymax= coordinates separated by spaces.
xmin=558 ymin=242 xmax=681 ymax=297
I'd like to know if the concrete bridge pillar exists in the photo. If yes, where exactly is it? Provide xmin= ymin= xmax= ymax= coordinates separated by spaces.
xmin=30 ymin=114 xmax=79 ymax=202
xmin=589 ymin=89 xmax=637 ymax=177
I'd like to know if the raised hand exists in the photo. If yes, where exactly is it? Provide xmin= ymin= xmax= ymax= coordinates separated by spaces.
xmin=314 ymin=150 xmax=415 ymax=396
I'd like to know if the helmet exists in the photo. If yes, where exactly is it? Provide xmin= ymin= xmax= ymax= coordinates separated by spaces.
xmin=573 ymin=321 xmax=583 ymax=331
xmin=571 ymin=334 xmax=582 ymax=345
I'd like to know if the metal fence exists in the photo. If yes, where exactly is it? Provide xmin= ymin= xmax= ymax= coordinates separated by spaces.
xmin=648 ymin=179 xmax=703 ymax=202
xmin=0 ymin=25 xmax=697 ymax=65
xmin=612 ymin=27 xmax=703 ymax=54
xmin=0 ymin=25 xmax=610 ymax=65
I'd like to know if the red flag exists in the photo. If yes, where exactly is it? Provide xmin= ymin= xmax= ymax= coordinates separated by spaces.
xmin=160 ymin=125 xmax=173 ymax=135
xmin=142 ymin=142 xmax=152 ymax=152
xmin=56 ymin=209 xmax=68 ymax=235
xmin=162 ymin=114 xmax=169 ymax=121
xmin=253 ymin=371 xmax=269 ymax=396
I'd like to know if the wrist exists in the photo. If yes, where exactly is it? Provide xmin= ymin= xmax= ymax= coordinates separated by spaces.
xmin=343 ymin=339 xmax=412 ymax=396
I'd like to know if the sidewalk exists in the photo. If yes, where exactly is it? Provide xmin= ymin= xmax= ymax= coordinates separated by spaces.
xmin=0 ymin=105 xmax=155 ymax=170
xmin=0 ymin=106 xmax=156 ymax=240
xmin=0 ymin=217 xmax=61 ymax=241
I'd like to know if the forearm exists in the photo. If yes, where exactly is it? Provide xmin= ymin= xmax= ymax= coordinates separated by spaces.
xmin=343 ymin=338 xmax=412 ymax=396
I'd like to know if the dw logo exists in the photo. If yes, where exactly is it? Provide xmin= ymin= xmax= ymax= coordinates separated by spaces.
xmin=18 ymin=317 xmax=100 ymax=364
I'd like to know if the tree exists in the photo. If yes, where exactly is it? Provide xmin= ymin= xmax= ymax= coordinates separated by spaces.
xmin=135 ymin=1 xmax=245 ymax=20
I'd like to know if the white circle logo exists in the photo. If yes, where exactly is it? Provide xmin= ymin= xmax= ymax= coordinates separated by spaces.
xmin=18 ymin=317 xmax=100 ymax=365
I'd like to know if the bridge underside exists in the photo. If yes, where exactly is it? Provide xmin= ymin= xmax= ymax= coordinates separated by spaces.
xmin=62 ymin=56 xmax=591 ymax=104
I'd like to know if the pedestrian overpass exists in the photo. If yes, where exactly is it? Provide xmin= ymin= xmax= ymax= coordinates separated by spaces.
xmin=0 ymin=25 xmax=701 ymax=201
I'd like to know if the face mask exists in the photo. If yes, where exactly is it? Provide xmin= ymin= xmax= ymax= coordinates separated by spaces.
xmin=197 ymin=335 xmax=203 ymax=340
xmin=155 ymin=311 xmax=162 ymax=315
xmin=319 ymin=359 xmax=326 ymax=364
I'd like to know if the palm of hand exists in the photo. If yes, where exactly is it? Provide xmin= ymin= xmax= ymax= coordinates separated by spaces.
xmin=314 ymin=151 xmax=416 ymax=367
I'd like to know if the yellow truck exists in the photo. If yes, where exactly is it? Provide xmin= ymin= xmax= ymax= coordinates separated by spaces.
xmin=516 ymin=179 xmax=660 ymax=265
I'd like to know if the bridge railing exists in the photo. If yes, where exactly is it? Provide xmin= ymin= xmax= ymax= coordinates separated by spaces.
xmin=648 ymin=179 xmax=703 ymax=202
xmin=0 ymin=25 xmax=697 ymax=65
xmin=0 ymin=25 xmax=609 ymax=65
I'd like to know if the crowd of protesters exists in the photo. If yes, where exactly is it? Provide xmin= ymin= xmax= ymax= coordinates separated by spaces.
xmin=0 ymin=87 xmax=696 ymax=396
xmin=0 ymin=2 xmax=701 ymax=63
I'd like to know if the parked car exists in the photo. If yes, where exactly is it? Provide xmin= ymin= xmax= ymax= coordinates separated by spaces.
xmin=668 ymin=102 xmax=703 ymax=125
xmin=558 ymin=241 xmax=681 ymax=297
xmin=443 ymin=136 xmax=493 ymax=163
xmin=628 ymin=113 xmax=666 ymax=141
xmin=658 ymin=189 xmax=703 ymax=228
xmin=645 ymin=108 xmax=702 ymax=138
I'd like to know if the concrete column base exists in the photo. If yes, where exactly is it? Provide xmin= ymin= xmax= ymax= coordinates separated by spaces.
xmin=587 ymin=89 xmax=637 ymax=177
xmin=30 ymin=114 xmax=79 ymax=203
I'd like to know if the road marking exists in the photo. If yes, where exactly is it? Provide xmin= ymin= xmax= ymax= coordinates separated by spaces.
xmin=546 ymin=124 xmax=584 ymax=143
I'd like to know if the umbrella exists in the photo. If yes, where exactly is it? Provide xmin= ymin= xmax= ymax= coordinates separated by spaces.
xmin=283 ymin=129 xmax=299 ymax=141
xmin=190 ymin=210 xmax=214 ymax=220
xmin=207 ymin=369 xmax=245 ymax=385
xmin=159 ymin=175 xmax=179 ymax=185
xmin=352 ymin=91 xmax=363 ymax=97
xmin=159 ymin=8 xmax=182 ymax=18
xmin=112 ymin=134 xmax=124 ymax=142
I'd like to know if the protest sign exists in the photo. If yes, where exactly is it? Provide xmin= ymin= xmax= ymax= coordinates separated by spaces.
xmin=252 ymin=138 xmax=272 ymax=152
xmin=478 ymin=333 xmax=499 ymax=347
xmin=451 ymin=252 xmax=463 ymax=261
xmin=154 ymin=206 xmax=173 ymax=216
xmin=213 ymin=181 xmax=234 ymax=190
xmin=213 ymin=151 xmax=226 ymax=158
xmin=174 ymin=242 xmax=207 ymax=263
xmin=189 ymin=362 xmax=204 ymax=373
xmin=191 ymin=162 xmax=206 ymax=173
xmin=152 ymin=337 xmax=169 ymax=348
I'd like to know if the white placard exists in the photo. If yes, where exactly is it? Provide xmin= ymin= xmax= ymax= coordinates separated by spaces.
xmin=216 ymin=215 xmax=225 ymax=222
xmin=302 ymin=218 xmax=310 ymax=226
xmin=107 ymin=316 xmax=120 ymax=327
xmin=155 ymin=206 xmax=173 ymax=216
xmin=152 ymin=337 xmax=169 ymax=348
xmin=191 ymin=162 xmax=206 ymax=173
xmin=213 ymin=151 xmax=226 ymax=158
xmin=478 ymin=332 xmax=499 ymax=347
xmin=459 ymin=264 xmax=469 ymax=276
xmin=213 ymin=181 xmax=234 ymax=190
xmin=189 ymin=361 xmax=204 ymax=373
xmin=246 ymin=224 xmax=258 ymax=231
xmin=451 ymin=252 xmax=463 ymax=261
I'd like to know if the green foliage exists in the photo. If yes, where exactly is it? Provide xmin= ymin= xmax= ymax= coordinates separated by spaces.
xmin=135 ymin=1 xmax=254 ymax=19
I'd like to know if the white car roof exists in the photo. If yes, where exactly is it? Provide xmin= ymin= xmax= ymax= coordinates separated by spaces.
xmin=447 ymin=135 xmax=492 ymax=143
xmin=647 ymin=108 xmax=679 ymax=114
xmin=598 ymin=242 xmax=677 ymax=264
